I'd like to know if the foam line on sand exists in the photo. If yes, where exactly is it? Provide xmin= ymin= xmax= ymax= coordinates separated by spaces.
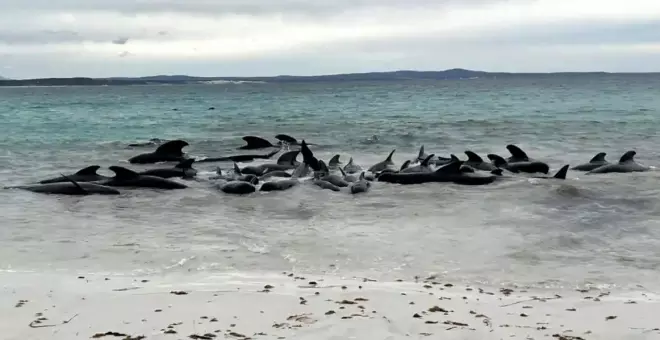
xmin=2 ymin=271 xmax=660 ymax=340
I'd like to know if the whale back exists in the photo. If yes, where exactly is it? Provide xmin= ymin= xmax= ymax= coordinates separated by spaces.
xmin=174 ymin=159 xmax=195 ymax=169
xmin=435 ymin=160 xmax=463 ymax=175
xmin=589 ymin=152 xmax=607 ymax=163
xmin=619 ymin=150 xmax=636 ymax=163
xmin=465 ymin=151 xmax=484 ymax=163
xmin=506 ymin=144 xmax=529 ymax=161
xmin=109 ymin=166 xmax=140 ymax=179
xmin=75 ymin=165 xmax=101 ymax=176
xmin=155 ymin=140 xmax=189 ymax=155
xmin=459 ymin=165 xmax=475 ymax=173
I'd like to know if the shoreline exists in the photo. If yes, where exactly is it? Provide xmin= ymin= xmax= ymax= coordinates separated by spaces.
xmin=2 ymin=271 xmax=659 ymax=340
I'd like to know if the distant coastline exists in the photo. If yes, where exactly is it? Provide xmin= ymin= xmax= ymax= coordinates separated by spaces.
xmin=0 ymin=68 xmax=656 ymax=87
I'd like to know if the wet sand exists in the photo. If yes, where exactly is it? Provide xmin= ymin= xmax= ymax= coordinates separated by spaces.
xmin=2 ymin=272 xmax=659 ymax=340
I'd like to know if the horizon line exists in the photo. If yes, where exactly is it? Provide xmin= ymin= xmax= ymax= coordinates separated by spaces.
xmin=3 ymin=68 xmax=660 ymax=81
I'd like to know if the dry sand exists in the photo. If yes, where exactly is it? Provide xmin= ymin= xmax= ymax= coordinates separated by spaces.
xmin=2 ymin=271 xmax=659 ymax=340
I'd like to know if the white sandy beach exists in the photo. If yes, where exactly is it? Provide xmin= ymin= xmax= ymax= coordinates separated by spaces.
xmin=2 ymin=271 xmax=659 ymax=340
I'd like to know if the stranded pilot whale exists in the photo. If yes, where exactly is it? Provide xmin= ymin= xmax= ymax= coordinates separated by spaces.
xmin=38 ymin=165 xmax=110 ymax=184
xmin=7 ymin=174 xmax=120 ymax=196
xmin=139 ymin=159 xmax=197 ymax=179
xmin=377 ymin=156 xmax=497 ymax=186
xmin=587 ymin=151 xmax=650 ymax=174
xmin=349 ymin=172 xmax=371 ymax=194
xmin=196 ymin=148 xmax=281 ymax=163
xmin=368 ymin=149 xmax=396 ymax=173
xmin=488 ymin=145 xmax=550 ymax=174
xmin=464 ymin=151 xmax=497 ymax=171
xmin=570 ymin=152 xmax=609 ymax=172
xmin=101 ymin=166 xmax=188 ymax=189
xmin=128 ymin=140 xmax=189 ymax=164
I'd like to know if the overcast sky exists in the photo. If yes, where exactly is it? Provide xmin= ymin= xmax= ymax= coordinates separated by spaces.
xmin=1 ymin=0 xmax=659 ymax=78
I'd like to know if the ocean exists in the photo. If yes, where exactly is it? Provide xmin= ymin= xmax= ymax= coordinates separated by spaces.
xmin=2 ymin=75 xmax=660 ymax=293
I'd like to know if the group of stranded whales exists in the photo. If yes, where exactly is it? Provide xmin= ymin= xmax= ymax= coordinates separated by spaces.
xmin=4 ymin=133 xmax=652 ymax=196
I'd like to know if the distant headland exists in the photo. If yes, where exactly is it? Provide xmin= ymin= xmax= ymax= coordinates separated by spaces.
xmin=0 ymin=68 xmax=653 ymax=87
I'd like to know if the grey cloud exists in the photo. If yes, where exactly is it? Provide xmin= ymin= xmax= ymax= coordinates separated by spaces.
xmin=0 ymin=0 xmax=508 ymax=17
xmin=324 ymin=19 xmax=660 ymax=54
xmin=112 ymin=37 xmax=130 ymax=45
xmin=0 ymin=29 xmax=169 ymax=45
xmin=0 ymin=30 xmax=81 ymax=44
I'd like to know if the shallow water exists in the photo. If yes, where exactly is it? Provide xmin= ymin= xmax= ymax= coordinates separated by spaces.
xmin=2 ymin=76 xmax=660 ymax=290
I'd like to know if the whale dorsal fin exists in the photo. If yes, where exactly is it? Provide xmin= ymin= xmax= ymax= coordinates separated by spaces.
xmin=319 ymin=160 xmax=329 ymax=175
xmin=216 ymin=167 xmax=223 ymax=175
xmin=619 ymin=150 xmax=636 ymax=163
xmin=554 ymin=165 xmax=570 ymax=179
xmin=155 ymin=140 xmax=188 ymax=155
xmin=75 ymin=165 xmax=101 ymax=176
xmin=61 ymin=173 xmax=88 ymax=195
xmin=277 ymin=150 xmax=299 ymax=165
xmin=421 ymin=154 xmax=435 ymax=167
xmin=487 ymin=154 xmax=508 ymax=168
xmin=450 ymin=154 xmax=460 ymax=163
xmin=359 ymin=172 xmax=365 ymax=181
xmin=346 ymin=157 xmax=354 ymax=166
xmin=329 ymin=154 xmax=340 ymax=166
xmin=589 ymin=152 xmax=607 ymax=163
xmin=417 ymin=145 xmax=425 ymax=159
xmin=491 ymin=169 xmax=504 ymax=176
xmin=275 ymin=134 xmax=298 ymax=145
xmin=242 ymin=136 xmax=273 ymax=149
xmin=435 ymin=161 xmax=462 ymax=174
xmin=506 ymin=144 xmax=529 ymax=161
xmin=400 ymin=160 xmax=411 ymax=171
xmin=291 ymin=163 xmax=308 ymax=179
xmin=109 ymin=166 xmax=140 ymax=179
xmin=339 ymin=168 xmax=347 ymax=177
xmin=464 ymin=151 xmax=484 ymax=163
xmin=175 ymin=159 xmax=195 ymax=169
xmin=233 ymin=163 xmax=242 ymax=175
xmin=385 ymin=149 xmax=396 ymax=162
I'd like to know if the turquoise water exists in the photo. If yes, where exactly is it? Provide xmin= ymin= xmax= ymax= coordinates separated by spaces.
xmin=1 ymin=76 xmax=660 ymax=290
